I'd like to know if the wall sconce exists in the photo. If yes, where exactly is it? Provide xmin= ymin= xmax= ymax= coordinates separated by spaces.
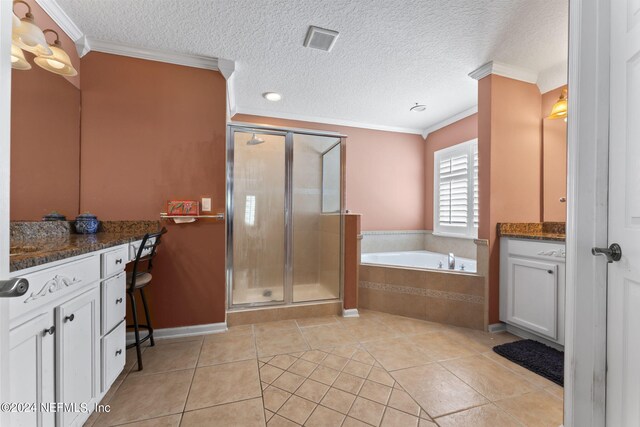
xmin=34 ymin=29 xmax=78 ymax=77
xmin=12 ymin=0 xmax=52 ymax=56
xmin=548 ymin=88 xmax=568 ymax=121
xmin=11 ymin=43 xmax=31 ymax=70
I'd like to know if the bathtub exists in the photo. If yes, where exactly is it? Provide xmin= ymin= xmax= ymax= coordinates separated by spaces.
xmin=358 ymin=250 xmax=485 ymax=330
xmin=361 ymin=250 xmax=477 ymax=273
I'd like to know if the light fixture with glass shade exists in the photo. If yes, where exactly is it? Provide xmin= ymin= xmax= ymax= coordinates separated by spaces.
xmin=11 ymin=44 xmax=31 ymax=70
xmin=34 ymin=30 xmax=78 ymax=77
xmin=12 ymin=11 xmax=21 ymax=28
xmin=12 ymin=0 xmax=52 ymax=56
xmin=548 ymin=88 xmax=568 ymax=121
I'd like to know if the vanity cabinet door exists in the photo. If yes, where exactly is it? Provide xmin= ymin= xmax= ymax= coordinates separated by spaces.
xmin=9 ymin=313 xmax=55 ymax=427
xmin=505 ymin=257 xmax=558 ymax=340
xmin=55 ymin=287 xmax=100 ymax=427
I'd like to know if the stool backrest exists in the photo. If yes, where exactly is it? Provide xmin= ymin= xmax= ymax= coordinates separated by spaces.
xmin=130 ymin=227 xmax=167 ymax=291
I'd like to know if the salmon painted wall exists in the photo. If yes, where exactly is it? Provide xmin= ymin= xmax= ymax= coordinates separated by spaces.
xmin=80 ymin=52 xmax=227 ymax=328
xmin=481 ymin=74 xmax=543 ymax=324
xmin=541 ymin=86 xmax=568 ymax=222
xmin=14 ymin=0 xmax=80 ymax=88
xmin=232 ymin=114 xmax=426 ymax=231
xmin=424 ymin=114 xmax=478 ymax=230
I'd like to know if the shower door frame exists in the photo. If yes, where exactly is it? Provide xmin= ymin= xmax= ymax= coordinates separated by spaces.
xmin=226 ymin=123 xmax=347 ymax=310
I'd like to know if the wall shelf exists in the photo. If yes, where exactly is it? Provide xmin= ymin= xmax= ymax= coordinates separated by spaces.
xmin=160 ymin=213 xmax=224 ymax=223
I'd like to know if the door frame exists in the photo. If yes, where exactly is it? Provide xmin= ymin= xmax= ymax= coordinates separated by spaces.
xmin=564 ymin=0 xmax=610 ymax=425
xmin=0 ymin=0 xmax=13 ymax=423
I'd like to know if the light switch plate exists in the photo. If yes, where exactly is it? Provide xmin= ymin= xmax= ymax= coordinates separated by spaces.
xmin=201 ymin=197 xmax=212 ymax=212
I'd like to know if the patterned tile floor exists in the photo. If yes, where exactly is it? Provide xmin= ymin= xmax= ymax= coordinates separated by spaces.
xmin=85 ymin=310 xmax=563 ymax=426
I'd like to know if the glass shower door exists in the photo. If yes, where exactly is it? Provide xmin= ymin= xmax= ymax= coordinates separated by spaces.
xmin=292 ymin=134 xmax=342 ymax=302
xmin=231 ymin=131 xmax=286 ymax=305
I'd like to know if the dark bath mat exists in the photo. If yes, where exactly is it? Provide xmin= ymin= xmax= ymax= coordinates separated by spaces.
xmin=493 ymin=339 xmax=564 ymax=386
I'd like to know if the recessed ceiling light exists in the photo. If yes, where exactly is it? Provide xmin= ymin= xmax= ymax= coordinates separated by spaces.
xmin=410 ymin=103 xmax=426 ymax=112
xmin=263 ymin=92 xmax=282 ymax=102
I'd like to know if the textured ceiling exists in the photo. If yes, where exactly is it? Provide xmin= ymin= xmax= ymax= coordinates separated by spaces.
xmin=56 ymin=0 xmax=568 ymax=133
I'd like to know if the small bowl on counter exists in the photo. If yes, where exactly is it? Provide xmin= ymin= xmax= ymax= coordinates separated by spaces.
xmin=42 ymin=212 xmax=66 ymax=221
xmin=74 ymin=213 xmax=100 ymax=234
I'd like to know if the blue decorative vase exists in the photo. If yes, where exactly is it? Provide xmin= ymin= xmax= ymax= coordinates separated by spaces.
xmin=75 ymin=213 xmax=99 ymax=234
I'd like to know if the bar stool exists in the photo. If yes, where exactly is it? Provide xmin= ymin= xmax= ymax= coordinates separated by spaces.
xmin=127 ymin=227 xmax=167 ymax=371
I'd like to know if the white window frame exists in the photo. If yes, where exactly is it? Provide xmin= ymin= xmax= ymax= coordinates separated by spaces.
xmin=433 ymin=139 xmax=478 ymax=239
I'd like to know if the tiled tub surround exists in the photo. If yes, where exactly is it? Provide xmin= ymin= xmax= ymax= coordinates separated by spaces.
xmin=359 ymin=265 xmax=486 ymax=330
xmin=497 ymin=222 xmax=566 ymax=242
xmin=361 ymin=230 xmax=426 ymax=253
xmin=361 ymin=230 xmax=478 ymax=260
xmin=85 ymin=311 xmax=562 ymax=427
xmin=9 ymin=220 xmax=162 ymax=271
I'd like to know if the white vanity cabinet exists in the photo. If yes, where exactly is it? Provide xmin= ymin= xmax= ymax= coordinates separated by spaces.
xmin=56 ymin=287 xmax=100 ymax=427
xmin=499 ymin=237 xmax=566 ymax=346
xmin=9 ymin=312 xmax=55 ymax=427
xmin=8 ymin=243 xmax=129 ymax=427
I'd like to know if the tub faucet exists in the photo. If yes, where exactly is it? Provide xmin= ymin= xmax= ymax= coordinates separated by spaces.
xmin=448 ymin=253 xmax=455 ymax=270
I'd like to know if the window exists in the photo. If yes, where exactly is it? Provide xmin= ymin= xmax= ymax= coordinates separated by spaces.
xmin=434 ymin=139 xmax=478 ymax=238
xmin=244 ymin=195 xmax=256 ymax=226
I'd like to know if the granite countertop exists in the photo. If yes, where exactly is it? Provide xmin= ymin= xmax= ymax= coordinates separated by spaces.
xmin=497 ymin=222 xmax=566 ymax=242
xmin=10 ymin=221 xmax=162 ymax=272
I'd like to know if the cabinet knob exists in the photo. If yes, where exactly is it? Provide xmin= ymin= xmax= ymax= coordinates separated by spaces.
xmin=547 ymin=270 xmax=554 ymax=274
xmin=115 ymin=259 xmax=123 ymax=264
xmin=115 ymin=298 xmax=123 ymax=304
xmin=115 ymin=349 xmax=122 ymax=356
xmin=64 ymin=314 xmax=75 ymax=322
xmin=43 ymin=326 xmax=55 ymax=336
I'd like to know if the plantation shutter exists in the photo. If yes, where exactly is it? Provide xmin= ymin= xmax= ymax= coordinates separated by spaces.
xmin=438 ymin=154 xmax=469 ymax=227
xmin=434 ymin=140 xmax=478 ymax=238
xmin=473 ymin=148 xmax=479 ymax=227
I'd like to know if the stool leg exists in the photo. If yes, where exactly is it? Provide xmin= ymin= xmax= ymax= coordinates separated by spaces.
xmin=140 ymin=287 xmax=155 ymax=347
xmin=129 ymin=292 xmax=143 ymax=371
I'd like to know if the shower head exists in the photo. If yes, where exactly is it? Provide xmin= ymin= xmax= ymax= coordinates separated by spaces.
xmin=247 ymin=134 xmax=265 ymax=145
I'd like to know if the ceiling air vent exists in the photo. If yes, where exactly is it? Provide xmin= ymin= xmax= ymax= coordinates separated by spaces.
xmin=304 ymin=26 xmax=339 ymax=52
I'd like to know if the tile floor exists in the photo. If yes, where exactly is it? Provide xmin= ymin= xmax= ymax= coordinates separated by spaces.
xmin=85 ymin=310 xmax=563 ymax=427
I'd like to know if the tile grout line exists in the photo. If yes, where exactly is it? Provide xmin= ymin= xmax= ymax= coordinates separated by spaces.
xmin=358 ymin=342 xmax=431 ymax=423
xmin=179 ymin=335 xmax=206 ymax=421
xmin=111 ymin=412 xmax=184 ymax=427
xmin=436 ymin=352 xmax=542 ymax=406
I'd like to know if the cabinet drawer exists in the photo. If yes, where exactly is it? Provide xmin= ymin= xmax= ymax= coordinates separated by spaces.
xmin=101 ymin=246 xmax=128 ymax=278
xmin=10 ymin=256 xmax=100 ymax=323
xmin=129 ymin=238 xmax=156 ymax=262
xmin=101 ymin=320 xmax=126 ymax=393
xmin=504 ymin=238 xmax=566 ymax=261
xmin=101 ymin=272 xmax=126 ymax=335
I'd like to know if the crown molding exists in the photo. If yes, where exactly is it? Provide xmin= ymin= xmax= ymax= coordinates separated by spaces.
xmin=35 ymin=0 xmax=84 ymax=41
xmin=421 ymin=106 xmax=478 ymax=139
xmin=468 ymin=61 xmax=538 ymax=84
xmin=537 ymin=62 xmax=568 ymax=94
xmin=86 ymin=38 xmax=225 ymax=71
xmin=234 ymin=107 xmax=425 ymax=135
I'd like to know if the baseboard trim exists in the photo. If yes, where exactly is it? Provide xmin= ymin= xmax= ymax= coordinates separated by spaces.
xmin=488 ymin=322 xmax=507 ymax=333
xmin=342 ymin=308 xmax=360 ymax=318
xmin=126 ymin=322 xmax=227 ymax=344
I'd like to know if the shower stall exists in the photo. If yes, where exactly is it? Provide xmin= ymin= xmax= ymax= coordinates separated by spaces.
xmin=226 ymin=123 xmax=345 ymax=309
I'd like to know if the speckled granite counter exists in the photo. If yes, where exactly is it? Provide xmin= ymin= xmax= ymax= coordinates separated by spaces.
xmin=10 ymin=221 xmax=162 ymax=272
xmin=497 ymin=222 xmax=566 ymax=242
